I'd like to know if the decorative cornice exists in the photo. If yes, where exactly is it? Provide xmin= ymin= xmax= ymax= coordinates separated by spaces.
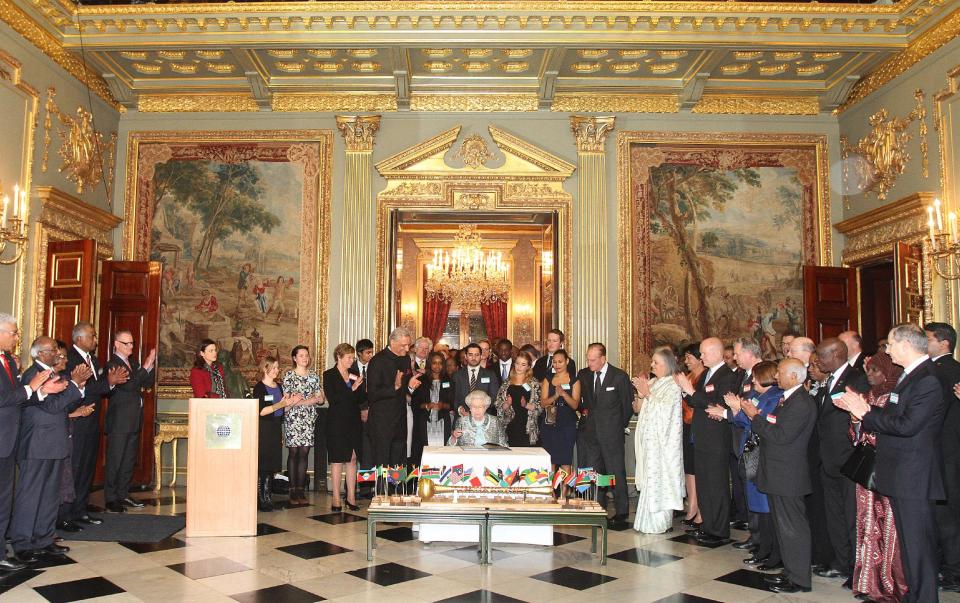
xmin=35 ymin=185 xmax=122 ymax=236
xmin=836 ymin=191 xmax=933 ymax=264
xmin=693 ymin=94 xmax=821 ymax=115
xmin=137 ymin=94 xmax=259 ymax=112
xmin=409 ymin=93 xmax=538 ymax=112
xmin=376 ymin=126 xmax=461 ymax=174
xmin=336 ymin=114 xmax=381 ymax=152
xmin=552 ymin=93 xmax=679 ymax=113
xmin=838 ymin=6 xmax=960 ymax=113
xmin=0 ymin=0 xmax=119 ymax=110
xmin=272 ymin=93 xmax=397 ymax=112
xmin=570 ymin=115 xmax=616 ymax=153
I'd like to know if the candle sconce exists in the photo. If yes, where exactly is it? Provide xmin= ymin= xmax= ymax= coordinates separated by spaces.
xmin=926 ymin=197 xmax=960 ymax=280
xmin=0 ymin=181 xmax=28 ymax=265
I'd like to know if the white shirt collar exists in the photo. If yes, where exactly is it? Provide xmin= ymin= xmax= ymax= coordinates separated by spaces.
xmin=73 ymin=344 xmax=90 ymax=360
xmin=932 ymin=353 xmax=950 ymax=361
xmin=705 ymin=362 xmax=724 ymax=381
xmin=36 ymin=360 xmax=52 ymax=371
xmin=902 ymin=354 xmax=929 ymax=376
xmin=847 ymin=352 xmax=861 ymax=367
xmin=595 ymin=362 xmax=609 ymax=380
xmin=357 ymin=360 xmax=368 ymax=370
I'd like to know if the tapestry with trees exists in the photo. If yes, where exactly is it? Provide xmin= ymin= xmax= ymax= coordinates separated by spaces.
xmin=626 ymin=138 xmax=823 ymax=368
xmin=127 ymin=132 xmax=330 ymax=393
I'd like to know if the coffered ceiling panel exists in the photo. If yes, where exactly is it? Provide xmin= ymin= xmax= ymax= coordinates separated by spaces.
xmin=411 ymin=48 xmax=545 ymax=78
xmin=559 ymin=48 xmax=707 ymax=80
xmin=94 ymin=48 xmax=241 ymax=81
xmin=250 ymin=47 xmax=393 ymax=78
xmin=710 ymin=49 xmax=864 ymax=82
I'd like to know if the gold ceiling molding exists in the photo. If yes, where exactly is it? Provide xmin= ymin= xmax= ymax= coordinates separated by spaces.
xmin=692 ymin=94 xmax=821 ymax=115
xmin=409 ymin=93 xmax=538 ymax=112
xmin=835 ymin=191 xmax=933 ymax=265
xmin=0 ymin=0 xmax=119 ymax=110
xmin=839 ymin=6 xmax=960 ymax=112
xmin=551 ymin=93 xmax=679 ymax=113
xmin=137 ymin=93 xmax=259 ymax=112
xmin=271 ymin=92 xmax=398 ymax=112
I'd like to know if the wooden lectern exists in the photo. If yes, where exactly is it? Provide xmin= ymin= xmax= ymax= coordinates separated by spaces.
xmin=186 ymin=398 xmax=258 ymax=537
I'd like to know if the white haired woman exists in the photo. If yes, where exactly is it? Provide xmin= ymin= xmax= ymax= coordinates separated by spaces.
xmin=449 ymin=391 xmax=507 ymax=447
xmin=631 ymin=346 xmax=686 ymax=533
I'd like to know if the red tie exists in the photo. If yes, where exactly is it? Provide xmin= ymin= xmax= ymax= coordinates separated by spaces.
xmin=1 ymin=355 xmax=15 ymax=385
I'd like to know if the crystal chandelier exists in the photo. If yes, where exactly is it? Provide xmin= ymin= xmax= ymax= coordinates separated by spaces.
xmin=425 ymin=225 xmax=509 ymax=311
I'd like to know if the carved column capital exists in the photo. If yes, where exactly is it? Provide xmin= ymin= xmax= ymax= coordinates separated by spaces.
xmin=570 ymin=115 xmax=615 ymax=153
xmin=336 ymin=115 xmax=381 ymax=152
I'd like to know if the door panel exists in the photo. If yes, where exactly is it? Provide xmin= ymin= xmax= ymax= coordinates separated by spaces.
xmin=44 ymin=240 xmax=97 ymax=344
xmin=97 ymin=261 xmax=162 ymax=488
xmin=803 ymin=265 xmax=859 ymax=344
xmin=894 ymin=241 xmax=925 ymax=325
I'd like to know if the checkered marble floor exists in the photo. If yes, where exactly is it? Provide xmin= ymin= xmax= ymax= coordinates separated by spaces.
xmin=3 ymin=488 xmax=960 ymax=603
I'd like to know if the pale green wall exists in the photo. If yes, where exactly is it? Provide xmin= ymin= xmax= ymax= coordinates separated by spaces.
xmin=0 ymin=21 xmax=120 ymax=365
xmin=839 ymin=36 xmax=960 ymax=219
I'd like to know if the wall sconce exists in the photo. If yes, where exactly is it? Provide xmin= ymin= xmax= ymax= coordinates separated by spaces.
xmin=514 ymin=302 xmax=534 ymax=344
xmin=926 ymin=197 xmax=960 ymax=280
xmin=0 ymin=181 xmax=28 ymax=265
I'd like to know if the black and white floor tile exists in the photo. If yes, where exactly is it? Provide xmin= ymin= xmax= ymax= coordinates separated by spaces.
xmin=3 ymin=487 xmax=960 ymax=602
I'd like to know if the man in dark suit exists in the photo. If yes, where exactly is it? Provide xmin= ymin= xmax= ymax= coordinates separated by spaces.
xmin=533 ymin=329 xmax=577 ymax=381
xmin=838 ymin=323 xmax=945 ymax=603
xmin=0 ymin=315 xmax=62 ymax=572
xmin=352 ymin=339 xmax=375 ymax=498
xmin=367 ymin=327 xmax=420 ymax=466
xmin=925 ymin=321 xmax=960 ymax=590
xmin=576 ymin=342 xmax=634 ymax=527
xmin=9 ymin=337 xmax=89 ymax=562
xmin=730 ymin=338 xmax=762 ymax=534
xmin=739 ymin=358 xmax=816 ymax=593
xmin=452 ymin=343 xmax=500 ymax=416
xmin=677 ymin=336 xmax=739 ymax=544
xmin=813 ymin=338 xmax=870 ymax=583
xmin=839 ymin=330 xmax=866 ymax=373
xmin=103 ymin=331 xmax=156 ymax=513
xmin=62 ymin=321 xmax=128 ymax=527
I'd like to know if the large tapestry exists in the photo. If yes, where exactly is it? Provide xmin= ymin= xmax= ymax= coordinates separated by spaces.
xmin=619 ymin=132 xmax=830 ymax=372
xmin=123 ymin=131 xmax=332 ymax=398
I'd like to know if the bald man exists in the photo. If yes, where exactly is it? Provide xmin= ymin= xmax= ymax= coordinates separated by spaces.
xmin=676 ymin=337 xmax=739 ymax=544
xmin=789 ymin=337 xmax=816 ymax=367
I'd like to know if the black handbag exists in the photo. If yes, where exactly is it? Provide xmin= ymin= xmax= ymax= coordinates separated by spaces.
xmin=742 ymin=432 xmax=761 ymax=481
xmin=841 ymin=441 xmax=878 ymax=490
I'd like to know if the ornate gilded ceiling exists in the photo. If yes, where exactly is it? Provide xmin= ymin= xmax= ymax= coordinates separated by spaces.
xmin=3 ymin=0 xmax=960 ymax=114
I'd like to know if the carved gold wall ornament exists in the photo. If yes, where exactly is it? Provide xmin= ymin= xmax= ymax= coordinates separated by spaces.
xmin=454 ymin=193 xmax=492 ymax=210
xmin=272 ymin=93 xmax=397 ymax=112
xmin=841 ymin=89 xmax=928 ymax=200
xmin=336 ymin=114 xmax=381 ymax=152
xmin=551 ymin=93 xmax=679 ymax=113
xmin=137 ymin=93 xmax=259 ymax=112
xmin=692 ymin=94 xmax=820 ymax=115
xmin=570 ymin=115 xmax=615 ymax=153
xmin=41 ymin=88 xmax=117 ymax=198
xmin=455 ymin=134 xmax=494 ymax=169
xmin=409 ymin=93 xmax=538 ymax=112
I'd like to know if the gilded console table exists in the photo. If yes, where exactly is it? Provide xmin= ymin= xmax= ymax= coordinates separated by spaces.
xmin=154 ymin=413 xmax=189 ymax=491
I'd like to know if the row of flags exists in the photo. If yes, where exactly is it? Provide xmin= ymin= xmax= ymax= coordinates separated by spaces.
xmin=357 ymin=465 xmax=615 ymax=491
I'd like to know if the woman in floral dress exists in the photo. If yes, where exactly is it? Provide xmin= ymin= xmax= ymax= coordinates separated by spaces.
xmin=282 ymin=345 xmax=325 ymax=505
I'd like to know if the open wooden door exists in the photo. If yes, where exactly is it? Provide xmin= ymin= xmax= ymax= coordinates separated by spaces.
xmin=803 ymin=265 xmax=859 ymax=344
xmin=97 ymin=261 xmax=162 ymax=488
xmin=894 ymin=241 xmax=925 ymax=325
xmin=43 ymin=239 xmax=97 ymax=344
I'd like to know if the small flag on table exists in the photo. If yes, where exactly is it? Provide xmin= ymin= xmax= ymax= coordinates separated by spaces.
xmin=504 ymin=467 xmax=520 ymax=487
xmin=565 ymin=470 xmax=578 ymax=488
xmin=387 ymin=466 xmax=406 ymax=484
xmin=421 ymin=466 xmax=441 ymax=481
xmin=451 ymin=464 xmax=465 ymax=484
xmin=596 ymin=474 xmax=616 ymax=487
xmin=439 ymin=466 xmax=453 ymax=485
xmin=358 ymin=468 xmax=377 ymax=483
xmin=484 ymin=467 xmax=501 ymax=486
xmin=406 ymin=467 xmax=420 ymax=482
xmin=469 ymin=473 xmax=482 ymax=487
xmin=552 ymin=469 xmax=568 ymax=490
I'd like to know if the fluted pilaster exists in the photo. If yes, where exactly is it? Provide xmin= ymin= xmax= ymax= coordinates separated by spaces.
xmin=570 ymin=115 xmax=614 ymax=365
xmin=336 ymin=115 xmax=380 ymax=346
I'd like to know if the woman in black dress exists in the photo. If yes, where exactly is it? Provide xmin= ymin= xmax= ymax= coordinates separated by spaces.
xmin=411 ymin=352 xmax=453 ymax=465
xmin=252 ymin=356 xmax=296 ymax=511
xmin=323 ymin=343 xmax=364 ymax=512
xmin=539 ymin=350 xmax=581 ymax=473
xmin=495 ymin=351 xmax=541 ymax=447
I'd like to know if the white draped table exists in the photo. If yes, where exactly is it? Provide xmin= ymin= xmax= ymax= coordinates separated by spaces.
xmin=417 ymin=446 xmax=553 ymax=546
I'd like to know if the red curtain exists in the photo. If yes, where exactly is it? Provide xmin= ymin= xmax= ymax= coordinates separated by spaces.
xmin=422 ymin=293 xmax=451 ymax=344
xmin=480 ymin=299 xmax=507 ymax=341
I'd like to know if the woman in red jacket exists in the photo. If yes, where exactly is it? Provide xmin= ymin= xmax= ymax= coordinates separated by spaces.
xmin=190 ymin=339 xmax=226 ymax=398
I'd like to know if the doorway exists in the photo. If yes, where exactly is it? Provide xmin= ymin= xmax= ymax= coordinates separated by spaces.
xmin=858 ymin=260 xmax=895 ymax=355
xmin=389 ymin=210 xmax=559 ymax=348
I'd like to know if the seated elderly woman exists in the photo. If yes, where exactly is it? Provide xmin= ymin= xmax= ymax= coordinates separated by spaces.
xmin=449 ymin=390 xmax=508 ymax=447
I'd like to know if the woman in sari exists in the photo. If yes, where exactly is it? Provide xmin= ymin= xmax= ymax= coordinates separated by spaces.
xmin=850 ymin=352 xmax=907 ymax=603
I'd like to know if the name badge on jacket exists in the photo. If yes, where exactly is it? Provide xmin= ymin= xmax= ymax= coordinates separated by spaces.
xmin=605 ymin=386 xmax=615 ymax=391
xmin=522 ymin=383 xmax=531 ymax=392
xmin=743 ymin=385 xmax=751 ymax=393
xmin=441 ymin=382 xmax=450 ymax=389
xmin=766 ymin=414 xmax=777 ymax=424
xmin=480 ymin=377 xmax=490 ymax=384
xmin=705 ymin=384 xmax=715 ymax=393
xmin=889 ymin=393 xmax=899 ymax=405
xmin=264 ymin=395 xmax=274 ymax=402
xmin=561 ymin=383 xmax=571 ymax=391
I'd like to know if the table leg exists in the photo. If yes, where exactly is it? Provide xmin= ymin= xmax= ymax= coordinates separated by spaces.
xmin=367 ymin=519 xmax=374 ymax=560
xmin=601 ymin=524 xmax=608 ymax=566
xmin=153 ymin=437 xmax=163 ymax=492
xmin=591 ymin=525 xmax=597 ymax=554
xmin=169 ymin=438 xmax=179 ymax=487
xmin=482 ymin=519 xmax=491 ymax=565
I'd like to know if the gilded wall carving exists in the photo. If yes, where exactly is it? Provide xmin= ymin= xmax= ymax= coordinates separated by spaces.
xmin=42 ymin=87 xmax=117 ymax=198
xmin=835 ymin=192 xmax=932 ymax=266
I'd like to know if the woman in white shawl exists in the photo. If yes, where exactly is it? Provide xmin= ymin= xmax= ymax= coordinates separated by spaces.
xmin=631 ymin=347 xmax=686 ymax=534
